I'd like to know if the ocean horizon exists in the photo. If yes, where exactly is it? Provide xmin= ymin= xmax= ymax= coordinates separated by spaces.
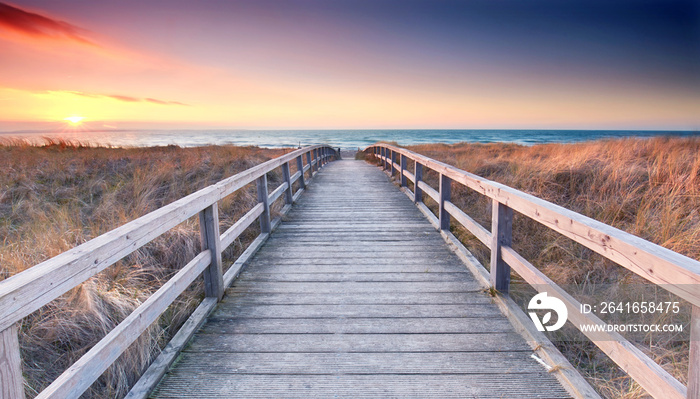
xmin=2 ymin=128 xmax=698 ymax=149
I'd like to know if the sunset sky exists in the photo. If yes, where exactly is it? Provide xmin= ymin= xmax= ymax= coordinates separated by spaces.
xmin=0 ymin=0 xmax=698 ymax=131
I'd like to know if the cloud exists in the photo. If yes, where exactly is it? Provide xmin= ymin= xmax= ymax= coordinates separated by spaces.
xmin=0 ymin=2 xmax=96 ymax=46
xmin=60 ymin=90 xmax=189 ymax=106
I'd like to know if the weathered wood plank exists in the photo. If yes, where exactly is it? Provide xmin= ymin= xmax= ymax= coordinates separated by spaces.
xmin=170 ymin=351 xmax=543 ymax=374
xmin=281 ymin=162 xmax=294 ymax=205
xmin=237 ymin=264 xmax=466 ymax=273
xmin=243 ymin=258 xmax=463 ymax=267
xmin=222 ymin=291 xmax=491 ymax=305
xmin=220 ymin=203 xmax=263 ymax=250
xmin=153 ymin=374 xmax=571 ymax=399
xmin=0 ymin=325 xmax=23 ymax=399
xmin=256 ymin=175 xmax=271 ymax=233
xmin=186 ymin=332 xmax=530 ymax=353
xmin=210 ymin=303 xmax=502 ymax=319
xmin=230 ymin=281 xmax=483 ymax=294
xmin=490 ymin=200 xmax=513 ymax=293
xmin=267 ymin=181 xmax=289 ymax=205
xmin=199 ymin=203 xmax=224 ymax=300
xmin=236 ymin=272 xmax=470 ymax=282
xmin=444 ymin=200 xmax=491 ymax=247
xmin=417 ymin=180 xmax=439 ymax=203
xmin=439 ymin=174 xmax=451 ymax=230
xmin=200 ymin=316 xmax=512 ymax=334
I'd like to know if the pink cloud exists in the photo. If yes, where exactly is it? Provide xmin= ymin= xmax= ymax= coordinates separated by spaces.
xmin=61 ymin=90 xmax=189 ymax=106
xmin=0 ymin=2 xmax=96 ymax=46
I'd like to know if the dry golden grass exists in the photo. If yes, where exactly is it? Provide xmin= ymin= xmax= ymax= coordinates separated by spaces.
xmin=400 ymin=136 xmax=700 ymax=398
xmin=0 ymin=138 xmax=292 ymax=398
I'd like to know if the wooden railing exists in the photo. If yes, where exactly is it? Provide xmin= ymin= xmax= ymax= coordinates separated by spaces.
xmin=368 ymin=143 xmax=700 ymax=399
xmin=0 ymin=145 xmax=339 ymax=399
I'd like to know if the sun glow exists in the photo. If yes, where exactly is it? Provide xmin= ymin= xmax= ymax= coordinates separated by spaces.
xmin=64 ymin=116 xmax=85 ymax=125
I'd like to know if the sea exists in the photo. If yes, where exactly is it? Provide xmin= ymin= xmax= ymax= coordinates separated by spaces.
xmin=1 ymin=129 xmax=698 ymax=149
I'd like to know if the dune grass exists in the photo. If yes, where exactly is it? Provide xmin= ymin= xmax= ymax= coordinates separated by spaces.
xmin=399 ymin=136 xmax=700 ymax=398
xmin=0 ymin=138 xmax=291 ymax=397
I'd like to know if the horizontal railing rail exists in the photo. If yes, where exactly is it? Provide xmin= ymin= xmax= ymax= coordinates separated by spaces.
xmin=367 ymin=143 xmax=700 ymax=399
xmin=0 ymin=145 xmax=339 ymax=399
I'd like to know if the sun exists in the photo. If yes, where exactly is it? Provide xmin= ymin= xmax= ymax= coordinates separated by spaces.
xmin=64 ymin=116 xmax=85 ymax=126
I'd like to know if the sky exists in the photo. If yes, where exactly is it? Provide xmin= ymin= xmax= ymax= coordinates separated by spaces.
xmin=0 ymin=0 xmax=698 ymax=131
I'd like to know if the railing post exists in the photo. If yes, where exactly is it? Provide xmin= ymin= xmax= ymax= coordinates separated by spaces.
xmin=256 ymin=175 xmax=271 ymax=233
xmin=296 ymin=155 xmax=306 ymax=189
xmin=400 ymin=154 xmax=407 ymax=187
xmin=391 ymin=150 xmax=397 ymax=177
xmin=490 ymin=199 xmax=513 ymax=293
xmin=199 ymin=203 xmax=224 ymax=301
xmin=315 ymin=149 xmax=320 ymax=171
xmin=380 ymin=148 xmax=385 ymax=169
xmin=281 ymin=161 xmax=294 ymax=204
xmin=414 ymin=162 xmax=423 ymax=203
xmin=0 ymin=325 xmax=24 ymax=399
xmin=689 ymin=305 xmax=700 ymax=398
xmin=439 ymin=174 xmax=451 ymax=231
xmin=306 ymin=151 xmax=313 ymax=178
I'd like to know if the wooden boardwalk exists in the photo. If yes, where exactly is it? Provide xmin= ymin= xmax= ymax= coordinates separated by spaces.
xmin=151 ymin=159 xmax=571 ymax=398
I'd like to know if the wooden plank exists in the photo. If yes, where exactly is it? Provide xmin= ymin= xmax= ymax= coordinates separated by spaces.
xmin=500 ymin=245 xmax=686 ymax=399
xmin=0 ymin=325 xmax=23 ymax=399
xmin=167 ymin=351 xmax=542 ymax=374
xmin=230 ymin=281 xmax=483 ymax=294
xmin=153 ymin=374 xmax=571 ymax=399
xmin=689 ymin=305 xmax=700 ymax=399
xmin=186 ymin=332 xmax=531 ymax=353
xmin=124 ymin=297 xmax=217 ymax=399
xmin=400 ymin=154 xmax=407 ymax=187
xmin=295 ymin=155 xmax=306 ymax=189
xmin=281 ymin=162 xmax=294 ymax=204
xmin=220 ymin=203 xmax=264 ymax=250
xmin=490 ymin=200 xmax=513 ymax=293
xmin=267 ymin=181 xmax=289 ymax=205
xmin=201 ymin=316 xmax=512 ymax=334
xmin=256 ymin=175 xmax=271 ymax=234
xmin=289 ymin=170 xmax=302 ymax=185
xmin=403 ymin=168 xmax=415 ymax=184
xmin=199 ymin=203 xmax=224 ymax=300
xmin=36 ymin=250 xmax=212 ymax=399
xmin=211 ymin=303 xmax=502 ymax=319
xmin=374 ymin=144 xmax=700 ymax=307
xmin=237 ymin=264 xmax=466 ymax=273
xmin=261 ymin=239 xmax=447 ymax=247
xmin=221 ymin=291 xmax=491 ymax=305
xmin=439 ymin=174 xmax=451 ymax=230
xmin=417 ymin=180 xmax=439 ymax=203
xmin=414 ymin=162 xmax=423 ymax=203
xmin=443 ymin=200 xmax=491 ymax=247
xmin=305 ymin=152 xmax=312 ymax=178
xmin=251 ymin=247 xmax=450 ymax=256
xmin=236 ymin=272 xmax=470 ymax=283
xmin=242 ymin=258 xmax=462 ymax=267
